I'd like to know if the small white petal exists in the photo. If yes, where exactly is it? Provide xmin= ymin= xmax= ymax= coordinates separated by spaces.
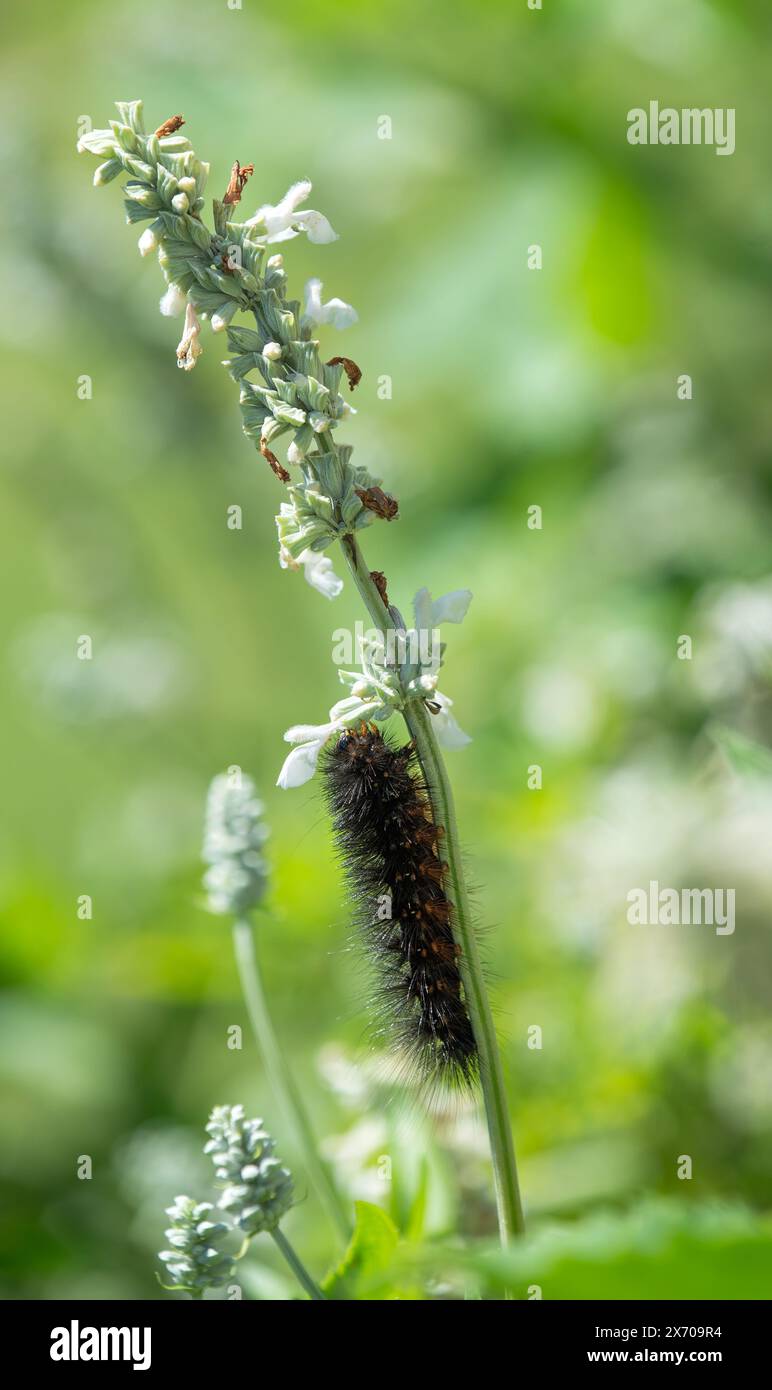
xmin=272 ymin=178 xmax=313 ymax=220
xmin=324 ymin=298 xmax=358 ymax=329
xmin=295 ymin=210 xmax=338 ymax=244
xmin=412 ymin=587 xmax=433 ymax=633
xmin=328 ymin=696 xmax=362 ymax=721
xmin=436 ymin=717 xmax=472 ymax=749
xmin=283 ymin=721 xmax=336 ymax=745
xmin=432 ymin=692 xmax=472 ymax=749
xmin=160 ymin=284 xmax=187 ymax=317
xmin=262 ymin=341 xmax=283 ymax=361
xmin=299 ymin=549 xmax=343 ymax=600
xmin=276 ymin=742 xmax=322 ymax=789
xmin=248 ymin=179 xmax=312 ymax=235
xmin=303 ymin=277 xmax=324 ymax=319
xmin=431 ymin=589 xmax=473 ymax=625
xmin=265 ymin=226 xmax=300 ymax=244
xmin=303 ymin=279 xmax=357 ymax=330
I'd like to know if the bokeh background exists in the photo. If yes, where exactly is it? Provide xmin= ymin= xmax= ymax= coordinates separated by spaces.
xmin=2 ymin=0 xmax=772 ymax=1299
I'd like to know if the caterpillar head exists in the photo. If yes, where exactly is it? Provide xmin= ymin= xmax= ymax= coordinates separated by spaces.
xmin=336 ymin=722 xmax=382 ymax=755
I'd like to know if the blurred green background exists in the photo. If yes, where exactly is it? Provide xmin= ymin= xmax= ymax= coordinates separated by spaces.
xmin=2 ymin=0 xmax=772 ymax=1299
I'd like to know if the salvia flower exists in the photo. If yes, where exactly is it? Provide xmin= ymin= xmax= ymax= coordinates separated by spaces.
xmin=176 ymin=303 xmax=203 ymax=371
xmin=246 ymin=178 xmax=338 ymax=244
xmin=276 ymin=588 xmax=473 ymax=786
xmin=79 ymin=100 xmax=371 ymax=486
xmin=423 ymin=689 xmax=471 ymax=749
xmin=202 ymin=773 xmax=269 ymax=915
xmin=160 ymin=283 xmax=187 ymax=317
xmin=158 ymin=1196 xmax=235 ymax=1294
xmin=279 ymin=544 xmax=344 ymax=601
xmin=277 ymin=694 xmax=385 ymax=789
xmin=303 ymin=277 xmax=358 ymax=330
xmin=204 ymin=1105 xmax=294 ymax=1236
xmin=399 ymin=588 xmax=473 ymax=746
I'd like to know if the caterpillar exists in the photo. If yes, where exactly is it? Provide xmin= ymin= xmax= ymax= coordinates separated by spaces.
xmin=321 ymin=722 xmax=478 ymax=1089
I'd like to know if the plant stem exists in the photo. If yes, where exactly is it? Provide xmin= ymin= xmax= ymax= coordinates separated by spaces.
xmin=232 ymin=917 xmax=351 ymax=1244
xmin=271 ymin=1227 xmax=328 ymax=1301
xmin=340 ymin=533 xmax=525 ymax=1242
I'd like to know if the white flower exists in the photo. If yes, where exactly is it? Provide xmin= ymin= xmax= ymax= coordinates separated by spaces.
xmin=77 ymin=127 xmax=117 ymax=156
xmin=171 ymin=191 xmax=189 ymax=213
xmin=280 ymin=546 xmax=343 ymax=601
xmin=267 ymin=254 xmax=284 ymax=269
xmin=287 ymin=440 xmax=307 ymax=465
xmin=277 ymin=697 xmax=381 ymax=789
xmin=413 ymin=587 xmax=473 ymax=630
xmin=160 ymin=283 xmax=187 ymax=317
xmin=176 ymin=303 xmax=203 ymax=371
xmin=429 ymin=691 xmax=472 ymax=749
xmin=202 ymin=773 xmax=269 ymax=915
xmin=246 ymin=179 xmax=338 ymax=244
xmin=401 ymin=588 xmax=473 ymax=746
xmin=303 ymin=278 xmax=358 ymax=330
xmin=262 ymin=341 xmax=283 ymax=361
xmin=401 ymin=587 xmax=472 ymax=679
xmin=277 ymin=721 xmax=338 ymax=789
xmin=138 ymin=227 xmax=158 ymax=257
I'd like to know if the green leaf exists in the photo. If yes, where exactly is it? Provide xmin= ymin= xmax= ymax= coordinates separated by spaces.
xmin=322 ymin=1201 xmax=400 ymax=1300
xmin=458 ymin=1200 xmax=772 ymax=1301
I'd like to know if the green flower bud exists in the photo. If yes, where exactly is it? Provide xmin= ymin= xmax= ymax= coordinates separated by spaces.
xmin=204 ymin=1106 xmax=294 ymax=1237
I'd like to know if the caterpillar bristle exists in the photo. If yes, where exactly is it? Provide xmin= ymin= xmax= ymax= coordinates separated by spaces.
xmin=320 ymin=724 xmax=479 ymax=1092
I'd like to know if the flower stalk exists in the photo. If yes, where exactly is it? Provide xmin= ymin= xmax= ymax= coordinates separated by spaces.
xmin=201 ymin=774 xmax=349 ymax=1242
xmin=270 ymin=1227 xmax=327 ymax=1301
xmin=341 ymin=535 xmax=525 ymax=1241
xmin=232 ymin=916 xmax=350 ymax=1243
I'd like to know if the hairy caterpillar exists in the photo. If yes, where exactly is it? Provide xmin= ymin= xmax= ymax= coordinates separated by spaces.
xmin=321 ymin=723 xmax=478 ymax=1089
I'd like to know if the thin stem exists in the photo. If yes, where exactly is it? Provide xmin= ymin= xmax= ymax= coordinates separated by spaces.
xmin=340 ymin=534 xmax=525 ymax=1241
xmin=232 ymin=917 xmax=351 ymax=1243
xmin=271 ymin=1227 xmax=327 ymax=1301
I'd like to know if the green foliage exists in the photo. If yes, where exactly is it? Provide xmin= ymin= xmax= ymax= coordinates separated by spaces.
xmin=449 ymin=1200 xmax=772 ymax=1301
xmin=2 ymin=0 xmax=772 ymax=1299
xmin=323 ymin=1201 xmax=401 ymax=1300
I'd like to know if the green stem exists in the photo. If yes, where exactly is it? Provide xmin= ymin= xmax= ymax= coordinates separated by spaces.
xmin=340 ymin=534 xmax=525 ymax=1242
xmin=271 ymin=1227 xmax=327 ymax=1301
xmin=232 ymin=917 xmax=351 ymax=1244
